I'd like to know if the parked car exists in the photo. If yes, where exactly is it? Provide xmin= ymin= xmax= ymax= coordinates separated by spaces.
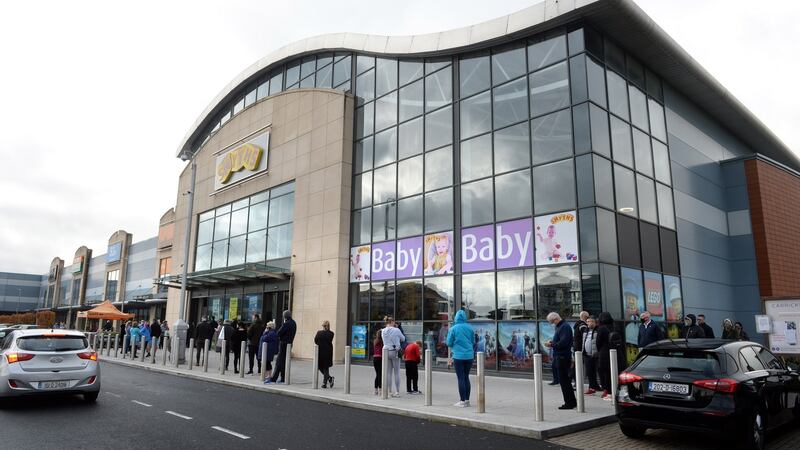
xmin=0 ymin=329 xmax=101 ymax=403
xmin=616 ymin=339 xmax=800 ymax=449
xmin=0 ymin=329 xmax=14 ymax=340
xmin=8 ymin=324 xmax=40 ymax=330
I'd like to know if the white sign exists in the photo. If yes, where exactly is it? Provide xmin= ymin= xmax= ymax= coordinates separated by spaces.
xmin=764 ymin=299 xmax=800 ymax=354
xmin=214 ymin=131 xmax=270 ymax=191
xmin=755 ymin=315 xmax=771 ymax=334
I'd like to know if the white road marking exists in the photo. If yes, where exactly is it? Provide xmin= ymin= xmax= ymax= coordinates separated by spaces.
xmin=132 ymin=400 xmax=152 ymax=407
xmin=165 ymin=410 xmax=192 ymax=420
xmin=211 ymin=426 xmax=250 ymax=440
xmin=104 ymin=392 xmax=121 ymax=398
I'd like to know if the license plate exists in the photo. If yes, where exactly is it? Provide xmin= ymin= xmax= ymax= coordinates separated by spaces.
xmin=649 ymin=381 xmax=689 ymax=395
xmin=39 ymin=381 xmax=70 ymax=390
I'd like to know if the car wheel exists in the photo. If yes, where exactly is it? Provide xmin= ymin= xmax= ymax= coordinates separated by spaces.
xmin=619 ymin=423 xmax=646 ymax=439
xmin=738 ymin=410 xmax=765 ymax=450
xmin=83 ymin=391 xmax=99 ymax=403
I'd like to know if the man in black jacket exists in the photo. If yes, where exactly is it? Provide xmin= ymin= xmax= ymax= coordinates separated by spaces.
xmin=697 ymin=314 xmax=715 ymax=339
xmin=246 ymin=314 xmax=265 ymax=375
xmin=151 ymin=320 xmax=162 ymax=350
xmin=545 ymin=312 xmax=576 ymax=410
xmin=637 ymin=312 xmax=664 ymax=348
xmin=195 ymin=317 xmax=215 ymax=366
xmin=268 ymin=310 xmax=297 ymax=384
xmin=681 ymin=314 xmax=706 ymax=339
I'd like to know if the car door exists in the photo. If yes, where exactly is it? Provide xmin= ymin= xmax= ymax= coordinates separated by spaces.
xmin=753 ymin=345 xmax=796 ymax=427
xmin=739 ymin=346 xmax=785 ymax=429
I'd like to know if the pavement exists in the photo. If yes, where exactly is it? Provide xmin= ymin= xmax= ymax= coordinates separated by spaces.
xmin=0 ymin=362 xmax=569 ymax=449
xmin=98 ymin=341 xmax=615 ymax=440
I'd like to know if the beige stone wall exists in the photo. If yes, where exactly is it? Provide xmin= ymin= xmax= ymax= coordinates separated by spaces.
xmin=167 ymin=88 xmax=353 ymax=361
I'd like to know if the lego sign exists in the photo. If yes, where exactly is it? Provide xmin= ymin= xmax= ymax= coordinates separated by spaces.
xmin=214 ymin=131 xmax=270 ymax=191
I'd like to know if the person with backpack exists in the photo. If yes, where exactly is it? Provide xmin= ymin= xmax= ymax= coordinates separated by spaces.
xmin=596 ymin=312 xmax=621 ymax=401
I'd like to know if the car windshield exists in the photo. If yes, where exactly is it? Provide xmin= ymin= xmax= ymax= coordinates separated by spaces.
xmin=17 ymin=335 xmax=88 ymax=352
xmin=635 ymin=350 xmax=721 ymax=376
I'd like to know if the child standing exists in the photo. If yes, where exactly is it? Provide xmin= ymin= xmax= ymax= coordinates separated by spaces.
xmin=404 ymin=340 xmax=422 ymax=394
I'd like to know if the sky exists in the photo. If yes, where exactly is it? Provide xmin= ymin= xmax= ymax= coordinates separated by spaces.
xmin=0 ymin=0 xmax=797 ymax=275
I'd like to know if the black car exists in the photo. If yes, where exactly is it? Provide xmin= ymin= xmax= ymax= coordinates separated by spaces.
xmin=616 ymin=339 xmax=800 ymax=449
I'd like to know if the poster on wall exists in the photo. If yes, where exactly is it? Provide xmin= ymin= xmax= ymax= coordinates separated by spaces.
xmin=643 ymin=272 xmax=665 ymax=320
xmin=107 ymin=242 xmax=122 ymax=263
xmin=229 ymin=297 xmax=239 ymax=320
xmin=351 ymin=325 xmax=367 ymax=359
xmin=424 ymin=231 xmax=454 ymax=276
xmin=765 ymin=299 xmax=800 ymax=354
xmin=663 ymin=275 xmax=683 ymax=322
xmin=469 ymin=322 xmax=497 ymax=368
xmin=534 ymin=211 xmax=579 ymax=266
xmin=211 ymin=298 xmax=222 ymax=321
xmin=622 ymin=268 xmax=645 ymax=321
xmin=498 ymin=322 xmax=536 ymax=371
xmin=349 ymin=246 xmax=371 ymax=282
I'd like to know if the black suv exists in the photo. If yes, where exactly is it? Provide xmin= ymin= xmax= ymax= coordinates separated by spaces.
xmin=616 ymin=339 xmax=800 ymax=449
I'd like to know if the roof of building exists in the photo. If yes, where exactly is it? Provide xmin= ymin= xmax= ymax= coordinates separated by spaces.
xmin=176 ymin=0 xmax=798 ymax=170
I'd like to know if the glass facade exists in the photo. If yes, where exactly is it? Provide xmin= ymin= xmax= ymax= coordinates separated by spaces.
xmin=194 ymin=182 xmax=294 ymax=271
xmin=348 ymin=27 xmax=683 ymax=372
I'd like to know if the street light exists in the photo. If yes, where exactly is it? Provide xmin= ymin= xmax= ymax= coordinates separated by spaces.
xmin=174 ymin=150 xmax=197 ymax=363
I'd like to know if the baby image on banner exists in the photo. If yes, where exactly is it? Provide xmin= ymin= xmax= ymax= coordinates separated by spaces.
xmin=644 ymin=272 xmax=665 ymax=320
xmin=498 ymin=322 xmax=536 ymax=371
xmin=424 ymin=231 xmax=454 ymax=276
xmin=349 ymin=245 xmax=371 ymax=282
xmin=469 ymin=321 xmax=497 ymax=368
xmin=534 ymin=211 xmax=579 ymax=266
xmin=622 ymin=268 xmax=645 ymax=321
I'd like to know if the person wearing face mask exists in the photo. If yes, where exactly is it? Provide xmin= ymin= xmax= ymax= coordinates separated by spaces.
xmin=680 ymin=314 xmax=706 ymax=339
xmin=637 ymin=312 xmax=664 ymax=348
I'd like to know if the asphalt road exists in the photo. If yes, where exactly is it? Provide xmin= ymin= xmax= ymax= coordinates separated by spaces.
xmin=0 ymin=362 xmax=570 ymax=450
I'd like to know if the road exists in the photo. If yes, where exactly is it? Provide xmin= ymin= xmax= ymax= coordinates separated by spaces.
xmin=0 ymin=362 xmax=569 ymax=450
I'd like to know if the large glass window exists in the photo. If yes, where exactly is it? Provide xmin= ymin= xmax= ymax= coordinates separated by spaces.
xmin=376 ymin=58 xmax=398 ymax=97
xmin=614 ymin=164 xmax=637 ymax=217
xmin=375 ymin=92 xmax=398 ymax=132
xmin=528 ymin=35 xmax=566 ymax=71
xmin=537 ymin=265 xmax=580 ymax=320
xmin=497 ymin=269 xmax=536 ymax=319
xmin=529 ymin=62 xmax=569 ymax=117
xmin=462 ymin=272 xmax=496 ymax=319
xmin=636 ymin=175 xmax=657 ymax=224
xmin=398 ymin=155 xmax=423 ymax=198
xmin=606 ymin=70 xmax=629 ymax=121
xmin=425 ymin=147 xmax=453 ymax=191
xmin=425 ymin=106 xmax=452 ymax=151
xmin=657 ymin=183 xmax=675 ymax=229
xmin=373 ymin=164 xmax=397 ymax=204
xmin=461 ymin=134 xmax=493 ymax=182
xmin=374 ymin=127 xmax=397 ymax=167
xmin=632 ymin=129 xmax=653 ymax=177
xmin=648 ymin=99 xmax=667 ymax=142
xmin=495 ymin=170 xmax=531 ymax=221
xmin=533 ymin=159 xmax=575 ymax=215
xmin=399 ymin=79 xmax=424 ymax=122
xmin=425 ymin=67 xmax=452 ymax=111
xmin=397 ymin=195 xmax=423 ymax=238
xmin=373 ymin=203 xmax=396 ymax=242
xmin=493 ymin=77 xmax=528 ymax=129
xmin=424 ymin=276 xmax=454 ymax=321
xmin=396 ymin=279 xmax=423 ymax=320
xmin=494 ymin=122 xmax=530 ymax=173
xmin=460 ymin=55 xmax=490 ymax=98
xmin=531 ymin=109 xmax=572 ymax=165
xmin=652 ymin=139 xmax=671 ymax=185
xmin=460 ymin=91 xmax=491 ymax=139
xmin=425 ymin=188 xmax=453 ymax=233
xmin=461 ymin=179 xmax=494 ymax=227
xmin=492 ymin=46 xmax=526 ymax=85
xmin=399 ymin=117 xmax=423 ymax=159
xmin=610 ymin=116 xmax=633 ymax=168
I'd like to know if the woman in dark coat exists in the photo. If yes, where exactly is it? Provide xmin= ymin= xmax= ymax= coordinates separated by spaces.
xmin=596 ymin=312 xmax=615 ymax=400
xmin=314 ymin=320 xmax=335 ymax=388
xmin=258 ymin=322 xmax=278 ymax=381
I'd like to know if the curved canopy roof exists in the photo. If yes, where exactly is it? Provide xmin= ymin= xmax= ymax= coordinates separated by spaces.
xmin=177 ymin=0 xmax=798 ymax=170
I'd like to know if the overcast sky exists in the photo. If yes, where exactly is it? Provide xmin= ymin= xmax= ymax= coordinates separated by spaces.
xmin=0 ymin=0 xmax=797 ymax=275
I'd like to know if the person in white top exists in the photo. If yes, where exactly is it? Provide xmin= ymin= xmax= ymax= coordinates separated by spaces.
xmin=381 ymin=316 xmax=406 ymax=397
xmin=582 ymin=316 xmax=602 ymax=394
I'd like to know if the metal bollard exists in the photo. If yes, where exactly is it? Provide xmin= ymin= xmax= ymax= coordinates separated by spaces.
xmin=534 ymin=353 xmax=544 ymax=422
xmin=122 ymin=335 xmax=128 ymax=359
xmin=173 ymin=337 xmax=180 ymax=368
xmin=424 ymin=349 xmax=432 ymax=406
xmin=239 ymin=341 xmax=246 ymax=378
xmin=203 ymin=339 xmax=210 ymax=373
xmin=220 ymin=340 xmax=226 ymax=375
xmin=188 ymin=339 xmax=195 ymax=371
xmin=344 ymin=345 xmax=351 ymax=394
xmin=114 ymin=335 xmax=119 ymax=358
xmin=610 ymin=349 xmax=619 ymax=407
xmin=162 ymin=337 xmax=169 ymax=366
xmin=106 ymin=334 xmax=112 ymax=357
xmin=261 ymin=342 xmax=268 ymax=381
xmin=140 ymin=338 xmax=146 ymax=362
xmin=575 ymin=351 xmax=585 ymax=413
xmin=312 ymin=344 xmax=319 ymax=389
xmin=99 ymin=333 xmax=105 ymax=355
xmin=477 ymin=351 xmax=486 ymax=413
xmin=285 ymin=343 xmax=292 ymax=385
xmin=381 ymin=347 xmax=389 ymax=399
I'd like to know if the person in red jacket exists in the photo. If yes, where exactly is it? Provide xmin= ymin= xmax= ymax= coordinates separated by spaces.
xmin=404 ymin=340 xmax=422 ymax=394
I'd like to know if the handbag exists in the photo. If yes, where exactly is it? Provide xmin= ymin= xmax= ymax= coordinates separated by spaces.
xmin=396 ymin=345 xmax=405 ymax=359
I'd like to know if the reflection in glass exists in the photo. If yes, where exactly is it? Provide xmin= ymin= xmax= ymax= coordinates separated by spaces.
xmin=376 ymin=58 xmax=398 ymax=97
xmin=494 ymin=121 xmax=530 ymax=173
xmin=267 ymin=223 xmax=292 ymax=260
xmin=425 ymin=67 xmax=452 ymax=111
xmin=373 ymin=203 xmax=396 ymax=242
xmin=657 ymin=183 xmax=675 ymax=229
xmin=398 ymin=117 xmax=423 ymax=159
xmin=597 ymin=208 xmax=618 ymax=263
xmin=373 ymin=164 xmax=397 ymax=204
xmin=610 ymin=116 xmax=633 ymax=168
xmin=227 ymin=235 xmax=246 ymax=266
xmin=531 ymin=109 xmax=572 ymax=165
xmin=398 ymin=155 xmax=423 ymax=198
xmin=352 ymin=208 xmax=372 ymax=244
xmin=375 ymin=91 xmax=398 ymax=132
xmin=425 ymin=146 xmax=453 ymax=191
xmin=396 ymin=279 xmax=423 ymax=320
xmin=333 ymin=56 xmax=351 ymax=87
xmin=587 ymin=56 xmax=607 ymax=108
xmin=576 ymin=155 xmax=594 ymax=208
xmin=316 ymin=64 xmax=332 ymax=88
xmin=629 ymin=85 xmax=648 ymax=132
xmin=399 ymin=79 xmax=424 ymax=122
xmin=425 ymin=106 xmax=452 ymax=151
xmin=648 ymin=99 xmax=667 ymax=142
xmin=425 ymin=188 xmax=453 ymax=233
xmin=229 ymin=208 xmax=248 ymax=237
xmin=353 ymin=172 xmax=372 ymax=209
xmin=269 ymin=193 xmax=294 ymax=226
xmin=495 ymin=170 xmax=532 ymax=221
xmin=497 ymin=269 xmax=535 ymax=320
xmin=400 ymin=61 xmax=424 ymax=86
xmin=493 ymin=77 xmax=528 ymax=129
xmin=528 ymin=35 xmax=566 ymax=71
xmin=529 ymin=62 xmax=569 ymax=117
xmin=356 ymin=102 xmax=374 ymax=139
xmin=492 ymin=47 xmax=526 ymax=86
xmin=590 ymin=103 xmax=611 ymax=157
xmin=246 ymin=230 xmax=267 ymax=263
xmin=593 ymin=155 xmax=614 ymax=210
xmin=195 ymin=244 xmax=212 ymax=271
xmin=536 ymin=264 xmax=581 ymax=320
xmin=214 ymin=214 xmax=230 ymax=241
xmin=371 ymin=281 xmax=394 ymax=321
xmin=462 ymin=272 xmax=496 ymax=320
xmin=211 ymin=240 xmax=228 ymax=269
xmin=614 ymin=164 xmax=637 ymax=217
xmin=460 ymin=90 xmax=491 ymax=139
xmin=533 ymin=159 xmax=575 ymax=215
xmin=397 ymin=195 xmax=423 ymax=238
xmin=606 ymin=70 xmax=629 ymax=121
xmin=636 ymin=175 xmax=657 ymax=224
xmin=424 ymin=276 xmax=454 ymax=321
xmin=460 ymin=134 xmax=493 ymax=182
xmin=374 ymin=127 xmax=397 ymax=167
xmin=198 ymin=220 xmax=214 ymax=245
xmin=461 ymin=178 xmax=494 ymax=227
xmin=632 ymin=129 xmax=653 ymax=177
xmin=355 ymin=138 xmax=373 ymax=173
xmin=459 ymin=55 xmax=490 ymax=99
xmin=652 ymin=139 xmax=671 ymax=185
xmin=579 ymin=208 xmax=598 ymax=261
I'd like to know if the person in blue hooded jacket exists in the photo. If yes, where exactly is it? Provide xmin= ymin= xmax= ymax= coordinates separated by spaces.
xmin=259 ymin=321 xmax=279 ymax=382
xmin=446 ymin=310 xmax=475 ymax=407
xmin=129 ymin=321 xmax=142 ymax=359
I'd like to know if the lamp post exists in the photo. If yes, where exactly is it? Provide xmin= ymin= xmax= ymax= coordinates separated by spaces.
xmin=174 ymin=153 xmax=197 ymax=363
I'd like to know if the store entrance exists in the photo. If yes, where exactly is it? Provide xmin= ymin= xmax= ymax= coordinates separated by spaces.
xmin=263 ymin=291 xmax=289 ymax=328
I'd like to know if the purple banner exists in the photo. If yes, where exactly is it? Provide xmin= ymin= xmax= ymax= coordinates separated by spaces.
xmin=396 ymin=236 xmax=423 ymax=278
xmin=461 ymin=224 xmax=495 ymax=272
xmin=371 ymin=241 xmax=396 ymax=281
xmin=496 ymin=218 xmax=534 ymax=269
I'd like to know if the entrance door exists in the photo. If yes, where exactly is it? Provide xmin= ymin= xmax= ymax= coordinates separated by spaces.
xmin=264 ymin=291 xmax=288 ymax=327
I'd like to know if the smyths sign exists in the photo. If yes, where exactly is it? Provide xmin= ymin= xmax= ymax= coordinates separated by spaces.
xmin=462 ymin=218 xmax=534 ymax=272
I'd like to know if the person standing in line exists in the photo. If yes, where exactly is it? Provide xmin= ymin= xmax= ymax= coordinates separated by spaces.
xmin=680 ymin=314 xmax=706 ymax=339
xmin=246 ymin=314 xmax=265 ymax=375
xmin=233 ymin=321 xmax=247 ymax=374
xmin=637 ymin=312 xmax=664 ymax=348
xmin=195 ymin=317 xmax=215 ymax=366
xmin=596 ymin=312 xmax=617 ymax=400
xmin=314 ymin=320 xmax=335 ymax=388
xmin=268 ymin=310 xmax=297 ymax=384
xmin=381 ymin=316 xmax=405 ymax=398
xmin=140 ymin=321 xmax=152 ymax=357
xmin=582 ymin=316 xmax=602 ymax=395
xmin=222 ymin=320 xmax=237 ymax=372
xmin=151 ymin=319 xmax=162 ymax=352
xmin=372 ymin=331 xmax=383 ymax=395
xmin=129 ymin=321 xmax=141 ymax=359
xmin=213 ymin=319 xmax=223 ymax=352
xmin=446 ymin=310 xmax=475 ymax=407
xmin=721 ymin=318 xmax=736 ymax=339
xmin=545 ymin=312 xmax=577 ymax=410
xmin=259 ymin=321 xmax=278 ymax=382
xmin=161 ymin=320 xmax=170 ymax=353
xmin=697 ymin=314 xmax=715 ymax=339
xmin=571 ymin=311 xmax=589 ymax=387
xmin=404 ymin=340 xmax=422 ymax=394
xmin=734 ymin=321 xmax=750 ymax=341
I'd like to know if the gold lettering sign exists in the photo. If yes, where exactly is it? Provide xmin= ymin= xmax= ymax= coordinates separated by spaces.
xmin=216 ymin=143 xmax=264 ymax=184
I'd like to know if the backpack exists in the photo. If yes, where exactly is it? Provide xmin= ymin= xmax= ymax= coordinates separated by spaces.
xmin=609 ymin=331 xmax=623 ymax=350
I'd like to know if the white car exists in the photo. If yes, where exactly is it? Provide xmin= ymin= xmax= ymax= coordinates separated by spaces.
xmin=0 ymin=329 xmax=100 ymax=403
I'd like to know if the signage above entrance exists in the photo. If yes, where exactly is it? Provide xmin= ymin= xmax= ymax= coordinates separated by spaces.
xmin=214 ymin=131 xmax=270 ymax=191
